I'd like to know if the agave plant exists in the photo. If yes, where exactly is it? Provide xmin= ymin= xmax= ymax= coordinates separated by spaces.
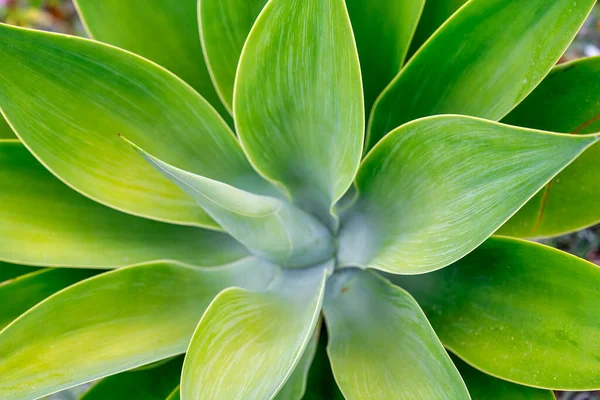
xmin=1 ymin=0 xmax=600 ymax=399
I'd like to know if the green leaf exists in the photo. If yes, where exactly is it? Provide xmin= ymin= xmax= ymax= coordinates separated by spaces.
xmin=74 ymin=0 xmax=231 ymax=124
xmin=303 ymin=330 xmax=345 ymax=400
xmin=322 ymin=269 xmax=470 ymax=399
xmin=0 ymin=259 xmax=279 ymax=399
xmin=0 ymin=141 xmax=247 ymax=268
xmin=367 ymin=0 xmax=595 ymax=149
xmin=407 ymin=0 xmax=468 ymax=59
xmin=0 ymin=23 xmax=267 ymax=228
xmin=346 ymin=0 xmax=424 ymax=114
xmin=166 ymin=387 xmax=181 ymax=400
xmin=274 ymin=320 xmax=321 ymax=400
xmin=338 ymin=115 xmax=598 ymax=274
xmin=234 ymin=0 xmax=364 ymax=222
xmin=0 ymin=116 xmax=15 ymax=139
xmin=81 ymin=357 xmax=182 ymax=400
xmin=393 ymin=237 xmax=600 ymax=390
xmin=0 ymin=262 xmax=39 ymax=283
xmin=199 ymin=0 xmax=267 ymax=111
xmin=499 ymin=57 xmax=600 ymax=238
xmin=181 ymin=264 xmax=328 ymax=400
xmin=126 ymin=138 xmax=333 ymax=268
xmin=452 ymin=356 xmax=555 ymax=400
xmin=0 ymin=268 xmax=96 ymax=331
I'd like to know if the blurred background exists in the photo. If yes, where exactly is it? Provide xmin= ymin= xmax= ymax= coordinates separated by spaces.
xmin=1 ymin=0 xmax=599 ymax=399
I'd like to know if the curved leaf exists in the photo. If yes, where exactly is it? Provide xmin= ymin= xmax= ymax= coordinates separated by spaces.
xmin=407 ymin=0 xmax=468 ymax=59
xmin=453 ymin=356 xmax=555 ymax=400
xmin=0 ymin=23 xmax=266 ymax=227
xmin=0 ymin=268 xmax=96 ymax=331
xmin=367 ymin=0 xmax=595 ymax=149
xmin=74 ymin=0 xmax=231 ymax=123
xmin=322 ymin=269 xmax=470 ymax=399
xmin=81 ymin=357 xmax=182 ymax=400
xmin=0 ymin=116 xmax=15 ymax=139
xmin=346 ymin=0 xmax=424 ymax=114
xmin=0 ymin=141 xmax=247 ymax=268
xmin=126 ymin=139 xmax=333 ymax=268
xmin=166 ymin=387 xmax=181 ymax=400
xmin=0 ymin=259 xmax=279 ymax=399
xmin=234 ymin=0 xmax=364 ymax=223
xmin=199 ymin=0 xmax=267 ymax=111
xmin=338 ymin=115 xmax=598 ymax=274
xmin=393 ymin=237 xmax=600 ymax=390
xmin=181 ymin=264 xmax=328 ymax=400
xmin=499 ymin=57 xmax=600 ymax=237
xmin=0 ymin=262 xmax=39 ymax=283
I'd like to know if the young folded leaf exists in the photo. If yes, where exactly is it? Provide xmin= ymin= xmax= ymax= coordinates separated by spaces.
xmin=339 ymin=115 xmax=598 ymax=274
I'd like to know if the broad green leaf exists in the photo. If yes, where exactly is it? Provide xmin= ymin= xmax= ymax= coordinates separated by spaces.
xmin=0 ymin=262 xmax=39 ymax=283
xmin=234 ymin=0 xmax=364 ymax=222
xmin=407 ymin=0 xmax=469 ymax=59
xmin=81 ymin=357 xmax=182 ymax=400
xmin=452 ymin=356 xmax=555 ymax=400
xmin=274 ymin=320 xmax=321 ymax=400
xmin=0 ymin=141 xmax=246 ymax=268
xmin=126 ymin=139 xmax=333 ymax=268
xmin=74 ymin=0 xmax=231 ymax=124
xmin=393 ymin=237 xmax=600 ymax=390
xmin=0 ymin=23 xmax=267 ymax=228
xmin=338 ymin=116 xmax=598 ymax=274
xmin=499 ymin=57 xmax=600 ymax=238
xmin=367 ymin=0 xmax=595 ymax=149
xmin=199 ymin=0 xmax=267 ymax=111
xmin=322 ymin=269 xmax=470 ymax=399
xmin=0 ymin=259 xmax=279 ymax=399
xmin=181 ymin=264 xmax=328 ymax=400
xmin=0 ymin=116 xmax=15 ymax=139
xmin=0 ymin=268 xmax=96 ymax=331
xmin=346 ymin=0 xmax=424 ymax=114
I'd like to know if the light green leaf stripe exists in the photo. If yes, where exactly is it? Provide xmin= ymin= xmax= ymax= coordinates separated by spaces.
xmin=199 ymin=0 xmax=267 ymax=111
xmin=0 ymin=116 xmax=15 ymax=139
xmin=74 ymin=0 xmax=232 ymax=124
xmin=166 ymin=387 xmax=181 ymax=400
xmin=0 ymin=259 xmax=279 ymax=400
xmin=0 ymin=268 xmax=96 ymax=331
xmin=338 ymin=115 xmax=598 ymax=274
xmin=499 ymin=57 xmax=600 ymax=238
xmin=393 ymin=237 xmax=600 ymax=390
xmin=181 ymin=264 xmax=328 ymax=400
xmin=0 ymin=141 xmax=247 ymax=268
xmin=452 ymin=356 xmax=555 ymax=400
xmin=81 ymin=357 xmax=183 ymax=400
xmin=126 ymin=138 xmax=333 ymax=268
xmin=0 ymin=23 xmax=266 ymax=228
xmin=234 ymin=0 xmax=364 ymax=223
xmin=367 ymin=0 xmax=595 ymax=149
xmin=346 ymin=0 xmax=424 ymax=115
xmin=274 ymin=320 xmax=321 ymax=400
xmin=323 ymin=269 xmax=470 ymax=399
xmin=407 ymin=0 xmax=469 ymax=59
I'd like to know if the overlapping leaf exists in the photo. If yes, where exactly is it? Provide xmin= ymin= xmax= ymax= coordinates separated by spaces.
xmin=0 ymin=259 xmax=279 ymax=399
xmin=393 ymin=237 xmax=600 ymax=390
xmin=0 ymin=117 xmax=14 ymax=139
xmin=323 ymin=269 xmax=469 ymax=399
xmin=338 ymin=116 xmax=598 ymax=274
xmin=0 ymin=141 xmax=246 ymax=268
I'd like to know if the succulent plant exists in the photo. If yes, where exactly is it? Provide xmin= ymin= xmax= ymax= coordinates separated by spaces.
xmin=1 ymin=0 xmax=600 ymax=399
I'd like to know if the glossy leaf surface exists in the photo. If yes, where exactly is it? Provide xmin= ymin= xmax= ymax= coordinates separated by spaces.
xmin=0 ymin=268 xmax=96 ymax=331
xmin=127 ymin=140 xmax=333 ymax=268
xmin=81 ymin=357 xmax=182 ymax=400
xmin=0 ymin=259 xmax=278 ymax=399
xmin=234 ymin=0 xmax=364 ymax=220
xmin=0 ymin=24 xmax=265 ymax=227
xmin=323 ymin=269 xmax=469 ymax=399
xmin=500 ymin=57 xmax=600 ymax=237
xmin=346 ymin=0 xmax=424 ymax=113
xmin=0 ymin=141 xmax=247 ymax=268
xmin=339 ymin=116 xmax=598 ymax=274
xmin=367 ymin=0 xmax=595 ymax=149
xmin=394 ymin=237 xmax=600 ymax=390
xmin=199 ymin=0 xmax=267 ymax=111
xmin=181 ymin=265 xmax=327 ymax=400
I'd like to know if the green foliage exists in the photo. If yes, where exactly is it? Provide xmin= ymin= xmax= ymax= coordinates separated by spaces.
xmin=0 ymin=0 xmax=598 ymax=399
